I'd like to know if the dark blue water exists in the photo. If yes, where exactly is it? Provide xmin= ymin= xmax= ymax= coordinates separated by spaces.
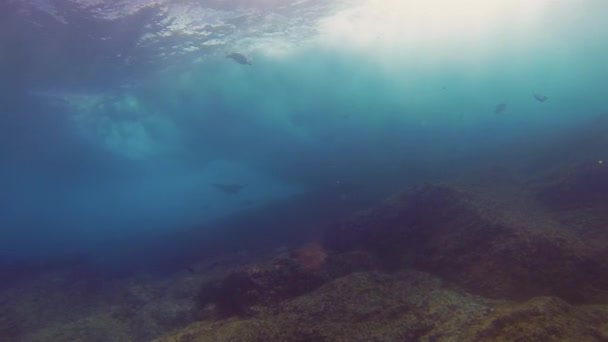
xmin=1 ymin=0 xmax=607 ymax=268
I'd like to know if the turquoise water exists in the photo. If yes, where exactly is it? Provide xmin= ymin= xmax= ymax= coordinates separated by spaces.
xmin=1 ymin=0 xmax=607 ymax=264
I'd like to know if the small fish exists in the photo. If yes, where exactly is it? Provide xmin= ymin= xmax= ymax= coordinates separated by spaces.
xmin=212 ymin=183 xmax=245 ymax=194
xmin=533 ymin=93 xmax=548 ymax=102
xmin=226 ymin=52 xmax=252 ymax=65
xmin=494 ymin=103 xmax=507 ymax=114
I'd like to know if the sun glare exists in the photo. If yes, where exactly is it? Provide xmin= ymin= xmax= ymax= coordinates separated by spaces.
xmin=317 ymin=0 xmax=551 ymax=51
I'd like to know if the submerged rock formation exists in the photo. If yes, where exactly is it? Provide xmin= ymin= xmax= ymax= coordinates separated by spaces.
xmin=6 ymin=115 xmax=608 ymax=341
xmin=325 ymin=183 xmax=608 ymax=303
xmin=196 ymin=254 xmax=329 ymax=318
xmin=157 ymin=271 xmax=608 ymax=341
xmin=164 ymin=178 xmax=608 ymax=341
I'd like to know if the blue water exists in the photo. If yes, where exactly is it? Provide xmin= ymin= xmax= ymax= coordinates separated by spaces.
xmin=1 ymin=0 xmax=607 ymax=266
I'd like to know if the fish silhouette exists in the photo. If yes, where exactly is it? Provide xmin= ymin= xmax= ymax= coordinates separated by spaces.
xmin=212 ymin=183 xmax=245 ymax=194
xmin=226 ymin=52 xmax=252 ymax=65
xmin=533 ymin=93 xmax=548 ymax=102
xmin=494 ymin=103 xmax=507 ymax=114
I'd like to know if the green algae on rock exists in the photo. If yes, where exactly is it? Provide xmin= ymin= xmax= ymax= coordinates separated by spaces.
xmin=156 ymin=271 xmax=608 ymax=342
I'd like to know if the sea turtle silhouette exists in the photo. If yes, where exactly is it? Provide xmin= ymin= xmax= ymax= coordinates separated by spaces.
xmin=226 ymin=52 xmax=252 ymax=65
xmin=494 ymin=103 xmax=507 ymax=114
xmin=533 ymin=93 xmax=548 ymax=102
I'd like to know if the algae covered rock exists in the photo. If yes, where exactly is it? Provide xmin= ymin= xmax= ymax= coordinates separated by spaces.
xmin=325 ymin=183 xmax=608 ymax=303
xmin=468 ymin=296 xmax=608 ymax=341
xmin=196 ymin=251 xmax=331 ymax=318
xmin=160 ymin=271 xmax=608 ymax=342
xmin=156 ymin=270 xmax=496 ymax=342
xmin=9 ymin=177 xmax=608 ymax=341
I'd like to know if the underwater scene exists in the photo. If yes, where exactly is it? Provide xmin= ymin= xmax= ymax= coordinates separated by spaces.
xmin=1 ymin=0 xmax=608 ymax=340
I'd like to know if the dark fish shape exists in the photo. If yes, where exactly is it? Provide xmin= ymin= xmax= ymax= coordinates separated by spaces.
xmin=494 ymin=103 xmax=507 ymax=114
xmin=212 ymin=183 xmax=245 ymax=194
xmin=226 ymin=52 xmax=252 ymax=65
xmin=533 ymin=93 xmax=548 ymax=102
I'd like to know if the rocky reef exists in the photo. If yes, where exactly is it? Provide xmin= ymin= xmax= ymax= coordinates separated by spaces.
xmin=154 ymin=164 xmax=608 ymax=341
xmin=4 ymin=117 xmax=608 ymax=341
xmin=156 ymin=272 xmax=608 ymax=341
xmin=326 ymin=183 xmax=608 ymax=304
